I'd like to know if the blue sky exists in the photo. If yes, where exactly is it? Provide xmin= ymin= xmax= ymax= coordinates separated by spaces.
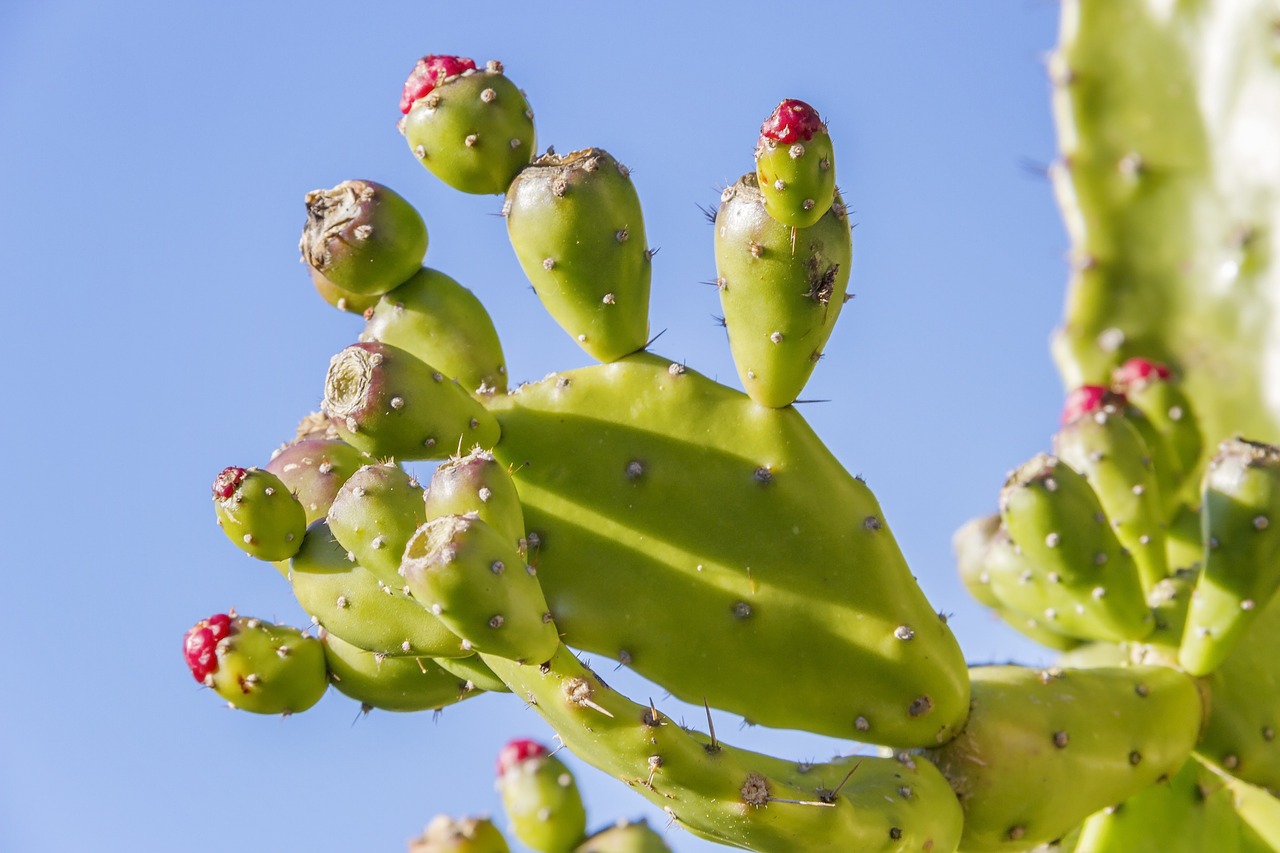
xmin=1 ymin=2 xmax=1067 ymax=850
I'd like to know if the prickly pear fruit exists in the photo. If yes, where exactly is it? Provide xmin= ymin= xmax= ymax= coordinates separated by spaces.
xmin=401 ymin=514 xmax=557 ymax=662
xmin=363 ymin=267 xmax=508 ymax=395
xmin=183 ymin=612 xmax=327 ymax=714
xmin=322 ymin=341 xmax=500 ymax=460
xmin=433 ymin=653 xmax=510 ymax=695
xmin=496 ymin=739 xmax=587 ymax=853
xmin=1055 ymin=396 xmax=1168 ymax=590
xmin=486 ymin=352 xmax=968 ymax=745
xmin=1113 ymin=358 xmax=1203 ymax=488
xmin=713 ymin=172 xmax=852 ymax=408
xmin=409 ymin=815 xmax=511 ymax=853
xmin=299 ymin=180 xmax=427 ymax=295
xmin=212 ymin=466 xmax=307 ymax=561
xmin=573 ymin=820 xmax=670 ymax=853
xmin=308 ymin=266 xmax=382 ymax=315
xmin=425 ymin=447 xmax=525 ymax=549
xmin=1180 ymin=438 xmax=1280 ymax=675
xmin=926 ymin=665 xmax=1202 ymax=852
xmin=999 ymin=453 xmax=1153 ymax=642
xmin=320 ymin=631 xmax=480 ymax=713
xmin=754 ymin=99 xmax=836 ymax=229
xmin=326 ymin=463 xmax=425 ymax=589
xmin=401 ymin=56 xmax=535 ymax=195
xmin=265 ymin=438 xmax=370 ymax=524
xmin=1197 ymin=591 xmax=1280 ymax=790
xmin=505 ymin=148 xmax=651 ymax=362
xmin=289 ymin=519 xmax=463 ymax=658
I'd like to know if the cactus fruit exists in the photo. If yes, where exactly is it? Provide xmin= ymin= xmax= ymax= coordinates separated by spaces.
xmin=264 ymin=437 xmax=370 ymax=525
xmin=321 ymin=631 xmax=481 ymax=713
xmin=496 ymin=739 xmax=588 ymax=852
xmin=325 ymin=462 xmax=425 ymax=588
xmin=300 ymin=180 xmax=428 ymax=296
xmin=1180 ymin=438 xmax=1280 ymax=675
xmin=574 ymin=820 xmax=671 ymax=853
xmin=504 ymin=148 xmax=651 ymax=363
xmin=183 ymin=612 xmax=328 ymax=714
xmin=1111 ymin=358 xmax=1203 ymax=489
xmin=424 ymin=447 xmax=525 ymax=549
xmin=211 ymin=466 xmax=307 ymax=561
xmin=401 ymin=56 xmax=535 ymax=195
xmin=322 ymin=341 xmax=500 ymax=459
xmin=754 ymin=99 xmax=836 ymax=229
xmin=308 ymin=266 xmax=383 ymax=315
xmin=409 ymin=815 xmax=511 ymax=853
xmin=363 ymin=267 xmax=508 ymax=395
xmin=713 ymin=172 xmax=852 ymax=408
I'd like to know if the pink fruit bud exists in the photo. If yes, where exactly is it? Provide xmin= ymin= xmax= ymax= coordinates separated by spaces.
xmin=759 ymin=99 xmax=824 ymax=146
xmin=400 ymin=55 xmax=478 ymax=114
xmin=212 ymin=467 xmax=247 ymax=500
xmin=1062 ymin=385 xmax=1117 ymax=426
xmin=184 ymin=614 xmax=234 ymax=683
xmin=1113 ymin=357 xmax=1172 ymax=389
xmin=497 ymin=738 xmax=548 ymax=775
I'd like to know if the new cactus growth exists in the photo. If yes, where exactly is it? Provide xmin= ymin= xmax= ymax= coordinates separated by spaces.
xmin=185 ymin=10 xmax=1280 ymax=851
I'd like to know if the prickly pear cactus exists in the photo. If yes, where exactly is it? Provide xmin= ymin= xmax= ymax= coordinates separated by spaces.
xmin=183 ymin=12 xmax=1280 ymax=851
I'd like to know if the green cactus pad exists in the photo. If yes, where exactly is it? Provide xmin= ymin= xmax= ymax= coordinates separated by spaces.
xmin=927 ymin=664 xmax=1202 ymax=852
xmin=289 ymin=519 xmax=464 ymax=658
xmin=321 ymin=631 xmax=480 ymax=713
xmin=574 ymin=820 xmax=671 ymax=853
xmin=1180 ymin=438 xmax=1280 ymax=675
xmin=299 ymin=180 xmax=427 ymax=295
xmin=1224 ymin=775 xmax=1280 ymax=852
xmin=497 ymin=742 xmax=588 ymax=852
xmin=325 ymin=462 xmax=425 ymax=588
xmin=409 ymin=815 xmax=511 ymax=853
xmin=505 ymin=148 xmax=651 ymax=363
xmin=754 ymin=99 xmax=837 ymax=229
xmin=714 ymin=172 xmax=852 ymax=408
xmin=1049 ymin=0 xmax=1280 ymax=452
xmin=186 ymin=613 xmax=328 ymax=715
xmin=424 ymin=447 xmax=525 ymax=549
xmin=363 ymin=267 xmax=508 ymax=395
xmin=265 ymin=438 xmax=370 ymax=525
xmin=487 ymin=352 xmax=968 ymax=746
xmin=999 ymin=454 xmax=1153 ymax=643
xmin=212 ymin=466 xmax=307 ymax=562
xmin=402 ymin=62 xmax=535 ymax=196
xmin=401 ymin=514 xmax=558 ymax=663
xmin=1054 ymin=408 xmax=1168 ymax=591
xmin=322 ymin=341 xmax=500 ymax=460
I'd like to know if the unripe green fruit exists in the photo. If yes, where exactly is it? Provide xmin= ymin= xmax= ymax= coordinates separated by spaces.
xmin=212 ymin=466 xmax=307 ymax=562
xmin=299 ymin=180 xmax=427 ymax=295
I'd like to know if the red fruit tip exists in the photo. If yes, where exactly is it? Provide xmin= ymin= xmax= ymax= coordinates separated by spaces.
xmin=760 ymin=99 xmax=824 ymax=145
xmin=1113 ymin=357 xmax=1172 ymax=389
xmin=184 ymin=613 xmax=234 ymax=683
xmin=497 ymin=739 xmax=548 ymax=775
xmin=400 ymin=54 xmax=478 ymax=114
xmin=212 ymin=467 xmax=248 ymax=500
xmin=1062 ymin=385 xmax=1124 ymax=426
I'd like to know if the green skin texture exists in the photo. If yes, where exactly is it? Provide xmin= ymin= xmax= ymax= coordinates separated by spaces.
xmin=498 ymin=751 xmax=589 ymax=853
xmin=410 ymin=816 xmax=512 ymax=853
xmin=574 ymin=820 xmax=671 ymax=853
xmin=486 ymin=352 xmax=969 ymax=746
xmin=755 ymin=132 xmax=836 ymax=230
xmin=999 ymin=455 xmax=1153 ymax=643
xmin=1121 ymin=374 xmax=1203 ymax=502
xmin=505 ymin=149 xmax=651 ymax=363
xmin=208 ymin=616 xmax=328 ymax=715
xmin=1053 ymin=411 xmax=1167 ymax=591
xmin=401 ymin=514 xmax=559 ymax=663
xmin=425 ymin=447 xmax=526 ymax=550
xmin=309 ymin=266 xmax=382 ymax=315
xmin=213 ymin=467 xmax=307 ymax=562
xmin=1050 ymin=0 xmax=1280 ymax=451
xmin=363 ymin=267 xmax=508 ymax=395
xmin=714 ymin=173 xmax=852 ymax=408
xmin=925 ymin=665 xmax=1203 ymax=853
xmin=325 ymin=462 xmax=425 ymax=589
xmin=264 ymin=438 xmax=370 ymax=525
xmin=483 ymin=646 xmax=963 ymax=853
xmin=433 ymin=653 xmax=510 ymax=694
xmin=1180 ymin=439 xmax=1280 ymax=675
xmin=320 ymin=631 xmax=481 ymax=713
xmin=300 ymin=180 xmax=428 ymax=296
xmin=1224 ymin=775 xmax=1280 ymax=852
xmin=404 ymin=69 xmax=535 ymax=196
xmin=289 ymin=519 xmax=465 ymax=659
xmin=322 ymin=341 xmax=501 ymax=460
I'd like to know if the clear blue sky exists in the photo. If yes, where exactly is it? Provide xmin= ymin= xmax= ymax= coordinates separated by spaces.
xmin=1 ymin=2 xmax=1067 ymax=850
